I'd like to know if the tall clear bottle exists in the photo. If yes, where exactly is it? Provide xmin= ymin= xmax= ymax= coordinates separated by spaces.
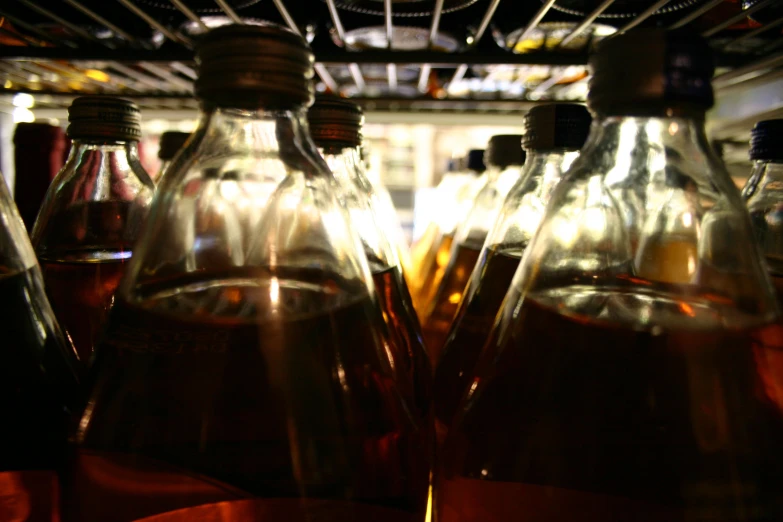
xmin=66 ymin=25 xmax=429 ymax=522
xmin=156 ymin=131 xmax=190 ymax=181
xmin=743 ymin=119 xmax=783 ymax=299
xmin=360 ymin=144 xmax=415 ymax=284
xmin=410 ymin=151 xmax=485 ymax=316
xmin=0 ymin=170 xmax=81 ymax=521
xmin=31 ymin=97 xmax=155 ymax=366
xmin=307 ymin=95 xmax=433 ymax=438
xmin=433 ymin=103 xmax=591 ymax=444
xmin=421 ymin=136 xmax=525 ymax=362
xmin=439 ymin=29 xmax=783 ymax=522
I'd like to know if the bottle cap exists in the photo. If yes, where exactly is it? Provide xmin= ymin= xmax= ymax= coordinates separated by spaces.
xmin=67 ymin=96 xmax=141 ymax=142
xmin=466 ymin=149 xmax=486 ymax=173
xmin=523 ymin=103 xmax=592 ymax=151
xmin=750 ymin=119 xmax=783 ymax=161
xmin=195 ymin=24 xmax=315 ymax=110
xmin=307 ymin=95 xmax=363 ymax=148
xmin=487 ymin=135 xmax=526 ymax=168
xmin=158 ymin=131 xmax=191 ymax=160
xmin=588 ymin=29 xmax=714 ymax=117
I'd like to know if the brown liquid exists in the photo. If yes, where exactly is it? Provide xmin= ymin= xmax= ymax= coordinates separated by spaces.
xmin=410 ymin=224 xmax=440 ymax=284
xmin=36 ymin=201 xmax=143 ymax=363
xmin=66 ymin=268 xmax=429 ymax=522
xmin=40 ymin=257 xmax=127 ymax=364
xmin=769 ymin=271 xmax=783 ymax=303
xmin=411 ymin=232 xmax=454 ymax=320
xmin=0 ymin=268 xmax=80 ymax=521
xmin=433 ymin=245 xmax=522 ymax=440
xmin=439 ymin=284 xmax=783 ymax=522
xmin=422 ymin=242 xmax=482 ymax=364
xmin=372 ymin=266 xmax=433 ymax=511
xmin=373 ymin=266 xmax=432 ymax=419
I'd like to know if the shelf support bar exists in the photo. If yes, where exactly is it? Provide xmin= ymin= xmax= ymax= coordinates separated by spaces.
xmin=214 ymin=0 xmax=242 ymax=24
xmin=617 ymin=0 xmax=673 ymax=34
xmin=468 ymin=0 xmax=501 ymax=49
xmin=723 ymin=15 xmax=783 ymax=51
xmin=63 ymin=0 xmax=141 ymax=47
xmin=702 ymin=0 xmax=776 ymax=37
xmin=0 ymin=9 xmax=77 ymax=48
xmin=272 ymin=0 xmax=301 ymax=36
xmin=418 ymin=0 xmax=444 ymax=93
xmin=349 ymin=63 xmax=366 ymax=92
xmin=384 ymin=0 xmax=397 ymax=90
xmin=511 ymin=0 xmax=558 ymax=52
xmin=116 ymin=0 xmax=193 ymax=48
xmin=17 ymin=0 xmax=108 ymax=47
xmin=325 ymin=0 xmax=346 ymax=46
xmin=558 ymin=0 xmax=617 ymax=49
xmin=170 ymin=0 xmax=208 ymax=32
xmin=713 ymin=51 xmax=783 ymax=88
xmin=669 ymin=0 xmax=723 ymax=29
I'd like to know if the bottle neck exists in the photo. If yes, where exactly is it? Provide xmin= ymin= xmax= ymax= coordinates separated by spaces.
xmin=169 ymin=107 xmax=321 ymax=185
xmin=59 ymin=139 xmax=152 ymax=199
xmin=523 ymin=150 xmax=579 ymax=195
xmin=319 ymin=145 xmax=399 ymax=271
xmin=743 ymin=159 xmax=783 ymax=203
xmin=67 ymin=139 xmax=141 ymax=166
xmin=320 ymin=145 xmax=363 ymax=183
xmin=485 ymin=164 xmax=510 ymax=180
xmin=574 ymin=114 xmax=726 ymax=191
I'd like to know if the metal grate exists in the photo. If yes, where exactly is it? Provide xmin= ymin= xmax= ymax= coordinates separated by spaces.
xmin=0 ymin=0 xmax=781 ymax=109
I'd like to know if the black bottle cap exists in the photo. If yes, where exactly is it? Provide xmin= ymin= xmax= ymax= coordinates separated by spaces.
xmin=195 ymin=24 xmax=315 ymax=110
xmin=750 ymin=119 xmax=783 ymax=161
xmin=487 ymin=135 xmax=526 ymax=169
xmin=523 ymin=103 xmax=592 ymax=151
xmin=67 ymin=96 xmax=142 ymax=142
xmin=158 ymin=131 xmax=191 ymax=160
xmin=466 ymin=149 xmax=486 ymax=173
xmin=307 ymin=95 xmax=363 ymax=148
xmin=588 ymin=29 xmax=714 ymax=117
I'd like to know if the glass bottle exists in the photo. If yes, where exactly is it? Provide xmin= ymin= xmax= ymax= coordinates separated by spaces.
xmin=433 ymin=103 xmax=591 ymax=444
xmin=438 ymin=29 xmax=783 ymax=522
xmin=360 ymin=143 xmax=415 ymax=284
xmin=744 ymin=119 xmax=783 ymax=299
xmin=0 ymin=169 xmax=81 ymax=521
xmin=307 ymin=94 xmax=432 ymax=430
xmin=410 ymin=151 xmax=485 ymax=316
xmin=66 ymin=25 xmax=429 ymax=522
xmin=421 ymin=136 xmax=525 ymax=363
xmin=374 ymin=183 xmax=414 ymax=283
xmin=31 ymin=97 xmax=155 ymax=366
xmin=156 ymin=131 xmax=190 ymax=181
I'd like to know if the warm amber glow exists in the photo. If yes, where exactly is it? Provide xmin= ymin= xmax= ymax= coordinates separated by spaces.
xmin=84 ymin=69 xmax=110 ymax=82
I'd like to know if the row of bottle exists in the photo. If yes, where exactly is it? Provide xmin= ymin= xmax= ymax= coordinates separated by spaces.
xmin=3 ymin=25 xmax=429 ymax=522
xmin=3 ymin=21 xmax=783 ymax=522
xmin=412 ymin=114 xmax=783 ymax=451
xmin=412 ymin=30 xmax=783 ymax=522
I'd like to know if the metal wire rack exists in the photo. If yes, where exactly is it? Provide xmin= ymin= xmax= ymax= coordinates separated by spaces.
xmin=0 ymin=0 xmax=781 ymax=110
